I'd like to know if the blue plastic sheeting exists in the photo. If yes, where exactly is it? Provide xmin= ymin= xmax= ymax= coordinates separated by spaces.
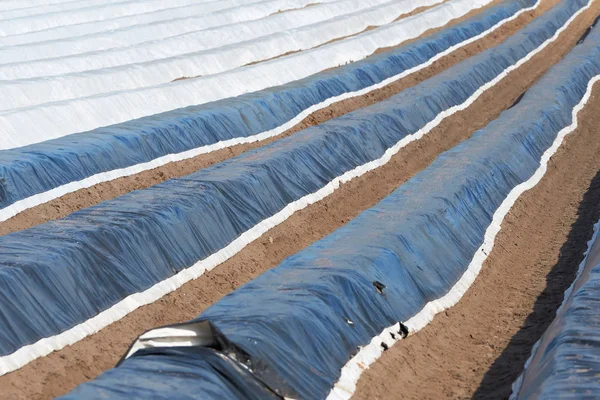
xmin=513 ymin=200 xmax=600 ymax=392
xmin=0 ymin=0 xmax=535 ymax=212
xmin=62 ymin=17 xmax=600 ymax=400
xmin=511 ymin=18 xmax=600 ymax=400
xmin=65 ymin=347 xmax=280 ymax=399
xmin=514 ymin=237 xmax=600 ymax=399
xmin=0 ymin=0 xmax=588 ymax=373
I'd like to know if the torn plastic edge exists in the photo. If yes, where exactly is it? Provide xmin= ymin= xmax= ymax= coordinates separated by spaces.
xmin=120 ymin=320 xmax=254 ymax=366
xmin=508 ymin=90 xmax=526 ymax=109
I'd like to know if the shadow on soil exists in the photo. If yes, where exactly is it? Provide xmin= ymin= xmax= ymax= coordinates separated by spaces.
xmin=472 ymin=168 xmax=600 ymax=399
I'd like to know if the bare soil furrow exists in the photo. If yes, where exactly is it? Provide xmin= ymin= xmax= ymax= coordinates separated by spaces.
xmin=354 ymin=9 xmax=600 ymax=400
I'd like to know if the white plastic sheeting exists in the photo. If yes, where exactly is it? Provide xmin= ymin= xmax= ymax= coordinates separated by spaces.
xmin=0 ymin=0 xmax=322 ymax=51
xmin=328 ymin=4 xmax=596 ymax=397
xmin=0 ymin=0 xmax=574 ymax=378
xmin=0 ymin=0 xmax=493 ymax=150
xmin=0 ymin=0 xmax=273 ymax=45
xmin=0 ymin=0 xmax=386 ymax=67
xmin=0 ymin=0 xmax=257 ymax=36
xmin=0 ymin=0 xmax=137 ymax=20
xmin=0 ymin=0 xmax=443 ymax=111
xmin=0 ymin=0 xmax=126 ymax=12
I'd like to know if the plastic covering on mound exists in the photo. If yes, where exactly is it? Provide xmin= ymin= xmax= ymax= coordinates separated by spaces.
xmin=61 ymin=18 xmax=600 ymax=400
xmin=0 ymin=0 xmax=496 ymax=150
xmin=0 ymin=0 xmax=342 ymax=60
xmin=511 ymin=30 xmax=600 ymax=396
xmin=1 ymin=0 xmax=443 ymax=111
xmin=0 ymin=0 xmax=189 ymax=21
xmin=0 ymin=0 xmax=589 ymax=376
xmin=0 ymin=0 xmax=227 ymax=36
xmin=0 ymin=0 xmax=298 ymax=46
xmin=68 ymin=347 xmax=280 ymax=399
xmin=0 ymin=0 xmax=535 ymax=219
xmin=512 ymin=223 xmax=600 ymax=399
xmin=0 ymin=0 xmax=404 ymax=68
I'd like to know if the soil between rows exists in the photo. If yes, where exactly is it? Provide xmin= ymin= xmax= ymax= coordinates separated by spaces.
xmin=0 ymin=0 xmax=544 ymax=236
xmin=242 ymin=0 xmax=456 ymax=69
xmin=0 ymin=0 xmax=584 ymax=398
xmin=354 ymin=11 xmax=600 ymax=400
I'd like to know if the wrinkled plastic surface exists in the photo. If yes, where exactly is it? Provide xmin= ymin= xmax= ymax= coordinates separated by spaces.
xmin=0 ymin=0 xmax=534 ymax=211
xmin=1 ymin=0 xmax=592 ymax=383
xmin=0 ymin=0 xmax=177 ymax=20
xmin=65 ymin=348 xmax=280 ymax=400
xmin=0 ymin=0 xmax=434 ymax=111
xmin=62 ymin=14 xmax=600 ymax=400
xmin=0 ymin=0 xmax=586 ymax=364
xmin=514 ymin=235 xmax=600 ymax=399
xmin=0 ymin=0 xmax=494 ymax=150
xmin=0 ymin=0 xmax=228 ymax=36
xmin=0 ymin=0 xmax=287 ymax=46
xmin=0 ymin=0 xmax=396 ymax=70
xmin=513 ymin=30 xmax=600 ymax=396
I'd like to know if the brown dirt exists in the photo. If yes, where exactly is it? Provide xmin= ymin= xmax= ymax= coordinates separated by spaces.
xmin=371 ymin=0 xmax=502 ymax=56
xmin=0 ymin=2 xmax=586 ymax=398
xmin=269 ymin=2 xmax=318 ymax=16
xmin=243 ymin=0 xmax=455 ymax=68
xmin=353 ymin=20 xmax=600 ymax=400
xmin=0 ymin=0 xmax=554 ymax=236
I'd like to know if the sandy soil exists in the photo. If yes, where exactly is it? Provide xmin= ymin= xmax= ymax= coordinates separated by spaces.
xmin=0 ymin=0 xmax=542 ymax=236
xmin=0 ymin=1 xmax=583 ymax=397
xmin=354 ymin=12 xmax=600 ymax=400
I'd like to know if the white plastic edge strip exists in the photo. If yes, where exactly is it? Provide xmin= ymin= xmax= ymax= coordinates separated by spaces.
xmin=0 ymin=0 xmax=576 ymax=376
xmin=508 ymin=194 xmax=600 ymax=399
xmin=327 ymin=38 xmax=599 ymax=400
xmin=0 ymin=0 xmax=542 ymax=224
